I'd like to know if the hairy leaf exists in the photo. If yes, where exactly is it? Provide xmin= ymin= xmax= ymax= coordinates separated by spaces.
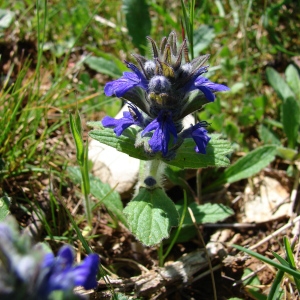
xmin=123 ymin=187 xmax=178 ymax=246
xmin=88 ymin=126 xmax=232 ymax=169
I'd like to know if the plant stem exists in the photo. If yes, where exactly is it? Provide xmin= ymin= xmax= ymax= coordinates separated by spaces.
xmin=139 ymin=159 xmax=166 ymax=189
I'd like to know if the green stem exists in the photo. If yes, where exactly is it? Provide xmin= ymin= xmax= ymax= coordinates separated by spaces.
xmin=139 ymin=159 xmax=166 ymax=189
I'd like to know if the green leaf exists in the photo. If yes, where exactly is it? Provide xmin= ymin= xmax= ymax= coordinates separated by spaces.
xmin=276 ymin=146 xmax=298 ymax=161
xmin=123 ymin=187 xmax=179 ymax=246
xmin=283 ymin=237 xmax=296 ymax=268
xmin=283 ymin=237 xmax=300 ymax=292
xmin=165 ymin=165 xmax=186 ymax=187
xmin=89 ymin=126 xmax=149 ymax=161
xmin=268 ymin=270 xmax=285 ymax=300
xmin=247 ymin=290 xmax=267 ymax=300
xmin=271 ymin=251 xmax=289 ymax=267
xmin=266 ymin=67 xmax=295 ymax=101
xmin=69 ymin=113 xmax=84 ymax=165
xmin=113 ymin=293 xmax=131 ymax=300
xmin=206 ymin=145 xmax=277 ymax=191
xmin=0 ymin=9 xmax=15 ymax=29
xmin=0 ymin=195 xmax=10 ymax=221
xmin=84 ymin=56 xmax=123 ymax=78
xmin=89 ymin=127 xmax=232 ymax=169
xmin=193 ymin=25 xmax=215 ymax=54
xmin=230 ymin=82 xmax=245 ymax=94
xmin=285 ymin=64 xmax=300 ymax=99
xmin=122 ymin=0 xmax=151 ymax=55
xmin=258 ymin=124 xmax=281 ymax=145
xmin=89 ymin=175 xmax=127 ymax=226
xmin=281 ymin=96 xmax=300 ymax=149
xmin=177 ymin=202 xmax=234 ymax=225
xmin=75 ymin=110 xmax=82 ymax=136
xmin=233 ymin=244 xmax=300 ymax=280
xmin=243 ymin=268 xmax=261 ymax=292
xmin=167 ymin=134 xmax=232 ymax=169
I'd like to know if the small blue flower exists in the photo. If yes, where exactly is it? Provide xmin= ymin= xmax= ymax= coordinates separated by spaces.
xmin=190 ymin=123 xmax=211 ymax=154
xmin=142 ymin=111 xmax=177 ymax=156
xmin=102 ymin=103 xmax=143 ymax=136
xmin=38 ymin=245 xmax=99 ymax=297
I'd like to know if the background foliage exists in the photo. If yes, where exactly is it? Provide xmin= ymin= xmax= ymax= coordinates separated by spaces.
xmin=0 ymin=0 xmax=299 ymax=299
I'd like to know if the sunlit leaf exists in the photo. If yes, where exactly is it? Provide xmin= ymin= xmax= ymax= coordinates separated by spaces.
xmin=266 ymin=67 xmax=295 ymax=101
xmin=285 ymin=64 xmax=300 ymax=99
xmin=123 ymin=187 xmax=178 ymax=246
xmin=281 ymin=96 xmax=300 ymax=149
xmin=84 ymin=56 xmax=123 ymax=78
xmin=0 ymin=195 xmax=10 ymax=221
xmin=88 ymin=126 xmax=232 ymax=169
xmin=122 ymin=0 xmax=151 ymax=55
xmin=177 ymin=202 xmax=233 ymax=225
xmin=0 ymin=9 xmax=15 ymax=29
xmin=205 ymin=145 xmax=277 ymax=191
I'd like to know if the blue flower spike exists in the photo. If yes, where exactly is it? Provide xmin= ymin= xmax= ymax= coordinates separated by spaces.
xmin=102 ymin=31 xmax=230 ymax=158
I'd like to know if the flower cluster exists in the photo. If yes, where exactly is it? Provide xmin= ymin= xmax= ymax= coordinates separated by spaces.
xmin=0 ymin=217 xmax=99 ymax=300
xmin=102 ymin=31 xmax=229 ymax=158
xmin=37 ymin=245 xmax=99 ymax=299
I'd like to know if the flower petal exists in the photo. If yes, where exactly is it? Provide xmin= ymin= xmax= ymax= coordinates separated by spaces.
xmin=142 ymin=111 xmax=177 ymax=156
xmin=191 ymin=124 xmax=211 ymax=154
xmin=190 ymin=76 xmax=230 ymax=102
xmin=102 ymin=104 xmax=143 ymax=136
xmin=104 ymin=72 xmax=141 ymax=97
xmin=195 ymin=76 xmax=230 ymax=92
xmin=56 ymin=245 xmax=74 ymax=269
xmin=73 ymin=254 xmax=99 ymax=289
xmin=197 ymin=86 xmax=216 ymax=102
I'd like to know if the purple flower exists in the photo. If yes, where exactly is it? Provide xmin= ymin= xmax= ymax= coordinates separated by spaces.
xmin=38 ymin=245 xmax=99 ymax=297
xmin=104 ymin=62 xmax=148 ymax=97
xmin=193 ymin=76 xmax=230 ymax=102
xmin=102 ymin=103 xmax=143 ymax=136
xmin=142 ymin=111 xmax=177 ymax=156
xmin=190 ymin=123 xmax=211 ymax=154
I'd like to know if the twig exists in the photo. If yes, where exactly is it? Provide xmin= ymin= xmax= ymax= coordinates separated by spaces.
xmin=193 ymin=264 xmax=222 ymax=282
xmin=80 ymin=249 xmax=216 ymax=298
xmin=232 ymin=265 xmax=266 ymax=287
xmin=248 ymin=215 xmax=300 ymax=251
xmin=94 ymin=15 xmax=128 ymax=33
xmin=203 ymin=223 xmax=256 ymax=228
